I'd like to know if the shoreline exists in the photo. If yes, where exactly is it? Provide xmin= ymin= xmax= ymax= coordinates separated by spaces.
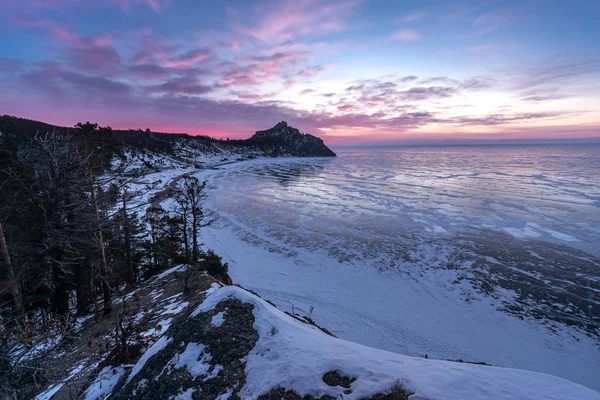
xmin=179 ymin=155 xmax=600 ymax=392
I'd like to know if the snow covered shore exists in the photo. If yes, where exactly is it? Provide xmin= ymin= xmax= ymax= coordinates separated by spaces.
xmin=187 ymin=156 xmax=600 ymax=393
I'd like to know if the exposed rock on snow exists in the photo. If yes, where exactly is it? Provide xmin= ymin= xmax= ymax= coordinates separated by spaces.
xmin=104 ymin=286 xmax=600 ymax=400
xmin=110 ymin=297 xmax=257 ymax=399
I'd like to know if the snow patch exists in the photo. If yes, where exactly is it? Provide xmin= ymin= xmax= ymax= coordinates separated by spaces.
xmin=34 ymin=384 xmax=63 ymax=400
xmin=154 ymin=265 xmax=186 ymax=281
xmin=161 ymin=300 xmax=189 ymax=316
xmin=127 ymin=335 xmax=172 ymax=384
xmin=170 ymin=342 xmax=222 ymax=380
xmin=203 ymin=282 xmax=222 ymax=296
xmin=84 ymin=366 xmax=126 ymax=400
xmin=211 ymin=311 xmax=226 ymax=327
xmin=216 ymin=388 xmax=233 ymax=400
xmin=172 ymin=388 xmax=196 ymax=400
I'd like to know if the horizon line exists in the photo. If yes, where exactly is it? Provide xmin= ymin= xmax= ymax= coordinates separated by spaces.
xmin=331 ymin=138 xmax=600 ymax=148
xmin=2 ymin=114 xmax=599 ymax=147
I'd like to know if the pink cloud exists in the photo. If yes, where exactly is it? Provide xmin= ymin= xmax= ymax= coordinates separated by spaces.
xmin=230 ymin=0 xmax=361 ymax=42
xmin=296 ymin=64 xmax=329 ymax=78
xmin=217 ymin=63 xmax=277 ymax=88
xmin=391 ymin=29 xmax=420 ymax=42
xmin=14 ymin=17 xmax=80 ymax=46
xmin=131 ymin=31 xmax=179 ymax=65
xmin=214 ymin=46 xmax=314 ymax=89
xmin=163 ymin=48 xmax=212 ymax=69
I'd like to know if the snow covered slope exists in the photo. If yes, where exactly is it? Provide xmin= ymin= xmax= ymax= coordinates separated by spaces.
xmin=107 ymin=284 xmax=600 ymax=400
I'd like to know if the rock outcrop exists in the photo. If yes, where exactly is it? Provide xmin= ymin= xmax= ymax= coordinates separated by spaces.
xmin=246 ymin=121 xmax=336 ymax=157
xmin=109 ymin=295 xmax=257 ymax=399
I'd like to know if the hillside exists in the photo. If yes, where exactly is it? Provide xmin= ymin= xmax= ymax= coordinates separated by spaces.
xmin=105 ymin=283 xmax=600 ymax=400
xmin=0 ymin=114 xmax=333 ymax=399
xmin=12 ymin=266 xmax=598 ymax=400
xmin=0 ymin=115 xmax=336 ymax=159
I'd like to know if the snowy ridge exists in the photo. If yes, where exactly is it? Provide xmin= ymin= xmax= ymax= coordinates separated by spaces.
xmin=194 ymin=286 xmax=600 ymax=400
xmin=114 ymin=284 xmax=599 ymax=400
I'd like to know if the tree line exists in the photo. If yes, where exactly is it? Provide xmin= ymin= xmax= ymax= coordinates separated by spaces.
xmin=0 ymin=122 xmax=212 ymax=325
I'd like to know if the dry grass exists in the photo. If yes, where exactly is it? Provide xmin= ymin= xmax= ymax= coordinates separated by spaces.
xmin=388 ymin=380 xmax=412 ymax=400
xmin=368 ymin=380 xmax=413 ymax=400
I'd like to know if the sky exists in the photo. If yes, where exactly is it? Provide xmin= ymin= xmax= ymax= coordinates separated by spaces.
xmin=1 ymin=0 xmax=599 ymax=144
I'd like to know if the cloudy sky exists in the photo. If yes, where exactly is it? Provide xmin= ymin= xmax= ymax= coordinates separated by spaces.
xmin=1 ymin=0 xmax=599 ymax=143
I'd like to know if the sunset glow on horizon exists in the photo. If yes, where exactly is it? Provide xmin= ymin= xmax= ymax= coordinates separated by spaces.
xmin=1 ymin=0 xmax=599 ymax=144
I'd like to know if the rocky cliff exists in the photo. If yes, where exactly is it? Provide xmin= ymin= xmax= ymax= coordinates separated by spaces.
xmin=242 ymin=121 xmax=336 ymax=157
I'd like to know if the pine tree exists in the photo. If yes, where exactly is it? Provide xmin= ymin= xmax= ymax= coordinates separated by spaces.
xmin=142 ymin=207 xmax=184 ymax=278
xmin=16 ymin=132 xmax=97 ymax=317
xmin=174 ymin=176 xmax=210 ymax=263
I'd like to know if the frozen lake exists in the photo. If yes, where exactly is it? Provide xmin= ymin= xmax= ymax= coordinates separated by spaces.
xmin=196 ymin=144 xmax=600 ymax=391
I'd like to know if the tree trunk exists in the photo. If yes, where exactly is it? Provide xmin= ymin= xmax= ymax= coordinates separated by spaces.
xmin=89 ymin=178 xmax=111 ymax=315
xmin=75 ymin=260 xmax=93 ymax=316
xmin=182 ymin=210 xmax=189 ymax=262
xmin=50 ymin=265 xmax=69 ymax=317
xmin=150 ymin=222 xmax=158 ymax=274
xmin=192 ymin=212 xmax=198 ymax=263
xmin=123 ymin=195 xmax=134 ymax=286
xmin=0 ymin=221 xmax=24 ymax=322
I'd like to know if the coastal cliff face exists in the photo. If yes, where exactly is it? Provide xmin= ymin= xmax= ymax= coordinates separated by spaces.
xmin=246 ymin=121 xmax=336 ymax=157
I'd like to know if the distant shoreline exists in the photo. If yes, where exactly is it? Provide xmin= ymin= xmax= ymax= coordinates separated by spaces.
xmin=333 ymin=139 xmax=600 ymax=149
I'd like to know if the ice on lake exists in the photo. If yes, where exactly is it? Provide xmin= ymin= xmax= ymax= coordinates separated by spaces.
xmin=192 ymin=144 xmax=600 ymax=391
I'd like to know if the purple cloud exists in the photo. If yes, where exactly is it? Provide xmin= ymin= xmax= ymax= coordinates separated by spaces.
xmin=148 ymin=77 xmax=213 ymax=95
